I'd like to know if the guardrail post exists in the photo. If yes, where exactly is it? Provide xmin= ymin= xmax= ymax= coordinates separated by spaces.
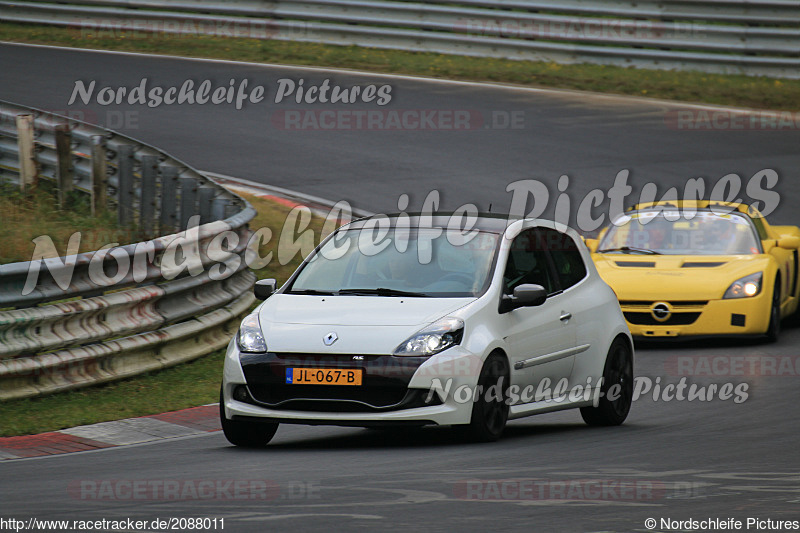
xmin=140 ymin=155 xmax=158 ymax=238
xmin=55 ymin=124 xmax=74 ymax=209
xmin=15 ymin=114 xmax=36 ymax=192
xmin=117 ymin=144 xmax=135 ymax=227
xmin=212 ymin=198 xmax=227 ymax=221
xmin=198 ymin=187 xmax=215 ymax=224
xmin=159 ymin=164 xmax=179 ymax=233
xmin=179 ymin=176 xmax=198 ymax=230
xmin=90 ymin=135 xmax=107 ymax=216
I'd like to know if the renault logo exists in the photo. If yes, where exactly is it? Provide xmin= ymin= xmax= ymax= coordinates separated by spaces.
xmin=323 ymin=332 xmax=338 ymax=346
xmin=650 ymin=302 xmax=672 ymax=322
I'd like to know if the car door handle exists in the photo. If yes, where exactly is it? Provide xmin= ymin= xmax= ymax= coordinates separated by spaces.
xmin=559 ymin=312 xmax=572 ymax=322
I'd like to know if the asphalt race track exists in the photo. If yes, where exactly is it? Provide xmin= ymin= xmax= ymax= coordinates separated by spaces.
xmin=1 ymin=43 xmax=800 ymax=532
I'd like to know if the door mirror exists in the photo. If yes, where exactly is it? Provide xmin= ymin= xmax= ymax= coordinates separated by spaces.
xmin=254 ymin=279 xmax=277 ymax=300
xmin=583 ymin=238 xmax=599 ymax=253
xmin=778 ymin=236 xmax=800 ymax=250
xmin=499 ymin=284 xmax=548 ymax=313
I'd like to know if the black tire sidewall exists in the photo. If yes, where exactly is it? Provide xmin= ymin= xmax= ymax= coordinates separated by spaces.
xmin=219 ymin=387 xmax=278 ymax=447
xmin=581 ymin=338 xmax=633 ymax=426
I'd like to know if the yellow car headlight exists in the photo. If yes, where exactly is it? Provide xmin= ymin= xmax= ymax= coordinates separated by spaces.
xmin=723 ymin=272 xmax=762 ymax=299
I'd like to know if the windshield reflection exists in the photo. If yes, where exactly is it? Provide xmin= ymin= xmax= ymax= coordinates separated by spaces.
xmin=288 ymin=228 xmax=500 ymax=297
xmin=598 ymin=210 xmax=760 ymax=256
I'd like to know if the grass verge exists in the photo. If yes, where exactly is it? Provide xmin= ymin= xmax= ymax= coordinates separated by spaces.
xmin=0 ymin=182 xmax=132 ymax=264
xmin=0 ymin=191 xmax=330 ymax=436
xmin=0 ymin=350 xmax=226 ymax=437
xmin=242 ymin=192 xmax=333 ymax=285
xmin=1 ymin=21 xmax=799 ymax=110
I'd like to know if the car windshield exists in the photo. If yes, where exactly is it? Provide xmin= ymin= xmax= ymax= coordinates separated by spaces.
xmin=287 ymin=227 xmax=501 ymax=297
xmin=598 ymin=210 xmax=761 ymax=255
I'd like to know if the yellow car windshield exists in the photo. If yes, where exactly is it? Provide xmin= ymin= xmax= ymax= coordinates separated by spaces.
xmin=598 ymin=210 xmax=761 ymax=255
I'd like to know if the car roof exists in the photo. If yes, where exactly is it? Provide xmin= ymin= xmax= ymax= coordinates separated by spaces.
xmin=630 ymin=200 xmax=761 ymax=218
xmin=625 ymin=205 xmax=754 ymax=224
xmin=343 ymin=212 xmax=522 ymax=234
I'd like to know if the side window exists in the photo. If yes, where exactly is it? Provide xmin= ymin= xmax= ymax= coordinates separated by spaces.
xmin=504 ymin=229 xmax=555 ymax=294
xmin=540 ymin=228 xmax=587 ymax=290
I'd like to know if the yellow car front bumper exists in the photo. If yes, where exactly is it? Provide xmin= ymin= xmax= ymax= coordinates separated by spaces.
xmin=620 ymin=291 xmax=771 ymax=338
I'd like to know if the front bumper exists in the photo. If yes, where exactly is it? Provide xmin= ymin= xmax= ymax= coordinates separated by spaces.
xmin=222 ymin=339 xmax=481 ymax=427
xmin=620 ymin=292 xmax=770 ymax=338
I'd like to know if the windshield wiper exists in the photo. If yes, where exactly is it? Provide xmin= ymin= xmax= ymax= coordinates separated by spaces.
xmin=596 ymin=246 xmax=661 ymax=255
xmin=287 ymin=289 xmax=337 ymax=295
xmin=338 ymin=288 xmax=429 ymax=297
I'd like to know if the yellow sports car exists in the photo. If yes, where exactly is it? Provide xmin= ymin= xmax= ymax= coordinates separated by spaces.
xmin=585 ymin=201 xmax=800 ymax=341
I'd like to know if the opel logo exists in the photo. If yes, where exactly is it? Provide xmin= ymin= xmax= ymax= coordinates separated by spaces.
xmin=650 ymin=302 xmax=672 ymax=322
xmin=323 ymin=332 xmax=338 ymax=346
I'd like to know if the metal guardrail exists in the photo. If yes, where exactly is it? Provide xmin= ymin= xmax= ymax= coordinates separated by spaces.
xmin=0 ymin=101 xmax=257 ymax=400
xmin=0 ymin=0 xmax=798 ymax=77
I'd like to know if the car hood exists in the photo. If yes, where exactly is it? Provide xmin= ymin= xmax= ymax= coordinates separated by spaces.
xmin=591 ymin=254 xmax=771 ymax=301
xmin=256 ymin=294 xmax=474 ymax=354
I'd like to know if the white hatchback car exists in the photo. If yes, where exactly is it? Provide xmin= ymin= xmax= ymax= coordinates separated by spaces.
xmin=221 ymin=214 xmax=633 ymax=445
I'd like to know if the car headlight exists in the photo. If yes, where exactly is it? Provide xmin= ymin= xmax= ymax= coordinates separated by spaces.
xmin=237 ymin=313 xmax=267 ymax=352
xmin=393 ymin=317 xmax=464 ymax=357
xmin=723 ymin=272 xmax=762 ymax=299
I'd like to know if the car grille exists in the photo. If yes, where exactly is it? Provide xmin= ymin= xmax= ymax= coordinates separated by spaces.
xmin=244 ymin=386 xmax=438 ymax=412
xmin=619 ymin=300 xmax=707 ymax=327
xmin=623 ymin=312 xmax=701 ymax=326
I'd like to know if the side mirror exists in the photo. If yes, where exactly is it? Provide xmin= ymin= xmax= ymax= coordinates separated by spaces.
xmin=584 ymin=238 xmax=599 ymax=253
xmin=778 ymin=236 xmax=800 ymax=250
xmin=254 ymin=279 xmax=277 ymax=300
xmin=499 ymin=284 xmax=548 ymax=313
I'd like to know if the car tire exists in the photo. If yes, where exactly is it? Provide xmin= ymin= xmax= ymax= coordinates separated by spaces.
xmin=458 ymin=352 xmax=510 ymax=442
xmin=219 ymin=388 xmax=279 ymax=447
xmin=766 ymin=280 xmax=781 ymax=343
xmin=580 ymin=337 xmax=633 ymax=427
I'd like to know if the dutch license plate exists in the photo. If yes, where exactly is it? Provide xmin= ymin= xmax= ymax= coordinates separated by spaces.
xmin=286 ymin=368 xmax=363 ymax=386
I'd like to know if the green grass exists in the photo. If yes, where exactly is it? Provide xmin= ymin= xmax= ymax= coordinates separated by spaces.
xmin=1 ymin=21 xmax=799 ymax=110
xmin=0 ymin=350 xmax=226 ymax=437
xmin=243 ymin=192 xmax=333 ymax=285
xmin=0 ymin=191 xmax=329 ymax=436
xmin=0 ymin=182 xmax=133 ymax=264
